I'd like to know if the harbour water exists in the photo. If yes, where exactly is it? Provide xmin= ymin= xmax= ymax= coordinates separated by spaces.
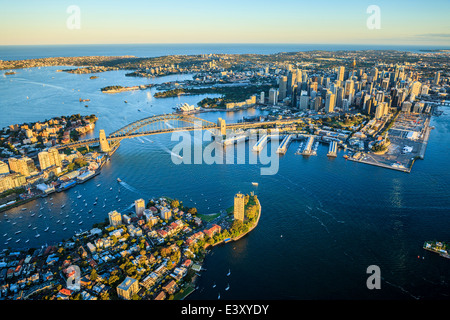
xmin=1 ymin=45 xmax=450 ymax=299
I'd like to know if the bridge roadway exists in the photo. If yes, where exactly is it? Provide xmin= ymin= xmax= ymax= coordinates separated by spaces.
xmin=54 ymin=113 xmax=304 ymax=150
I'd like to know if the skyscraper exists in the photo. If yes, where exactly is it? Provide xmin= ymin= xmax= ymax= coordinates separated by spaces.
xmin=268 ymin=88 xmax=278 ymax=105
xmin=434 ymin=71 xmax=440 ymax=85
xmin=234 ymin=193 xmax=245 ymax=222
xmin=278 ymin=76 xmax=287 ymax=100
xmin=337 ymin=66 xmax=345 ymax=82
xmin=325 ymin=92 xmax=336 ymax=113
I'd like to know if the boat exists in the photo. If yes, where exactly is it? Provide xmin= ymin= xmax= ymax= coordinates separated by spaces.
xmin=15 ymin=239 xmax=20 ymax=243
xmin=21 ymin=208 xmax=27 ymax=211
xmin=343 ymin=155 xmax=349 ymax=159
xmin=15 ymin=231 xmax=21 ymax=234
xmin=35 ymin=233 xmax=40 ymax=238
xmin=96 ymin=184 xmax=101 ymax=187
xmin=25 ymin=239 xmax=29 ymax=243
xmin=63 ymin=227 xmax=67 ymax=231
xmin=252 ymin=182 xmax=258 ymax=186
xmin=61 ymin=204 xmax=65 ymax=208
xmin=44 ymin=227 xmax=49 ymax=232
xmin=212 ymin=282 xmax=216 ymax=288
xmin=77 ymin=195 xmax=82 ymax=199
xmin=227 ymin=269 xmax=231 ymax=276
xmin=218 ymin=293 xmax=220 ymax=300
xmin=225 ymin=284 xmax=230 ymax=291
xmin=117 ymin=178 xmax=122 ymax=183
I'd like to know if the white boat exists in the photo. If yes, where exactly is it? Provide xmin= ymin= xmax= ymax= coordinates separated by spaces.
xmin=227 ymin=269 xmax=231 ymax=276
xmin=44 ymin=227 xmax=49 ymax=232
xmin=63 ymin=227 xmax=67 ymax=231
xmin=77 ymin=195 xmax=82 ymax=199
xmin=252 ymin=182 xmax=258 ymax=186
xmin=35 ymin=233 xmax=40 ymax=238
xmin=212 ymin=282 xmax=216 ymax=288
xmin=225 ymin=284 xmax=230 ymax=291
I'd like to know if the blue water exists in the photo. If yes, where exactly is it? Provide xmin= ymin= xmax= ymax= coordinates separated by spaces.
xmin=1 ymin=43 xmax=448 ymax=61
xmin=0 ymin=46 xmax=449 ymax=300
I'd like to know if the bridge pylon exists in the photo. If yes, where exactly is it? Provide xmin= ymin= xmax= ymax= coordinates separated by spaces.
xmin=99 ymin=129 xmax=111 ymax=152
xmin=217 ymin=118 xmax=226 ymax=136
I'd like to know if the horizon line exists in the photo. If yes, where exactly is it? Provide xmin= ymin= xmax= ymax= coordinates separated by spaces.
xmin=1 ymin=42 xmax=449 ymax=48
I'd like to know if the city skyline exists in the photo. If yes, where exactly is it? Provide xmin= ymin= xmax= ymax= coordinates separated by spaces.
xmin=1 ymin=0 xmax=450 ymax=46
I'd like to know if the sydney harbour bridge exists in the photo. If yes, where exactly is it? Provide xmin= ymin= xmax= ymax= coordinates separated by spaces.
xmin=54 ymin=113 xmax=303 ymax=152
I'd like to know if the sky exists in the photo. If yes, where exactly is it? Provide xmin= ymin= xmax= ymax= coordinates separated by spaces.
xmin=1 ymin=0 xmax=450 ymax=46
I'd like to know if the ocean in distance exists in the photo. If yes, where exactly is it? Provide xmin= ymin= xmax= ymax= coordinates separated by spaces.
xmin=0 ymin=44 xmax=449 ymax=300
xmin=0 ymin=43 xmax=449 ymax=60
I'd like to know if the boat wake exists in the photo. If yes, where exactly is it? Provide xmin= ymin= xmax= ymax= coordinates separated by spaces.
xmin=316 ymin=207 xmax=345 ymax=224
xmin=118 ymin=181 xmax=141 ymax=194
xmin=305 ymin=210 xmax=330 ymax=234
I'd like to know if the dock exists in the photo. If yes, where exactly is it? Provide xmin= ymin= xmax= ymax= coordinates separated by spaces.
xmin=301 ymin=136 xmax=316 ymax=156
xmin=327 ymin=140 xmax=337 ymax=157
xmin=252 ymin=134 xmax=268 ymax=152
xmin=276 ymin=134 xmax=293 ymax=154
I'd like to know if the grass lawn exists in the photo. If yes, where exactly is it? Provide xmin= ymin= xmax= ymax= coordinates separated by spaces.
xmin=173 ymin=284 xmax=195 ymax=300
xmin=197 ymin=212 xmax=220 ymax=222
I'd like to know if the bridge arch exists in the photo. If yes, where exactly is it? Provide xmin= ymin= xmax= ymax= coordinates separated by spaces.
xmin=108 ymin=114 xmax=218 ymax=139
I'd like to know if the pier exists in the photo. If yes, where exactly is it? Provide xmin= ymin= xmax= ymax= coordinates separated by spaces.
xmin=301 ymin=136 xmax=316 ymax=156
xmin=252 ymin=134 xmax=268 ymax=152
xmin=327 ymin=140 xmax=337 ymax=157
xmin=276 ymin=134 xmax=293 ymax=154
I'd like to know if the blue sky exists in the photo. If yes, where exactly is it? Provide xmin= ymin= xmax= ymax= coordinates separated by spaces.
xmin=1 ymin=0 xmax=449 ymax=45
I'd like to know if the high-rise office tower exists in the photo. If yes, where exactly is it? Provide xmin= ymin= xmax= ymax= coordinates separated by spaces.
xmin=325 ymin=92 xmax=336 ymax=113
xmin=337 ymin=66 xmax=345 ymax=82
xmin=344 ymin=80 xmax=354 ymax=97
xmin=434 ymin=71 xmax=440 ymax=85
xmin=269 ymin=88 xmax=278 ymax=105
xmin=233 ymin=193 xmax=245 ymax=222
xmin=278 ymin=76 xmax=288 ymax=100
